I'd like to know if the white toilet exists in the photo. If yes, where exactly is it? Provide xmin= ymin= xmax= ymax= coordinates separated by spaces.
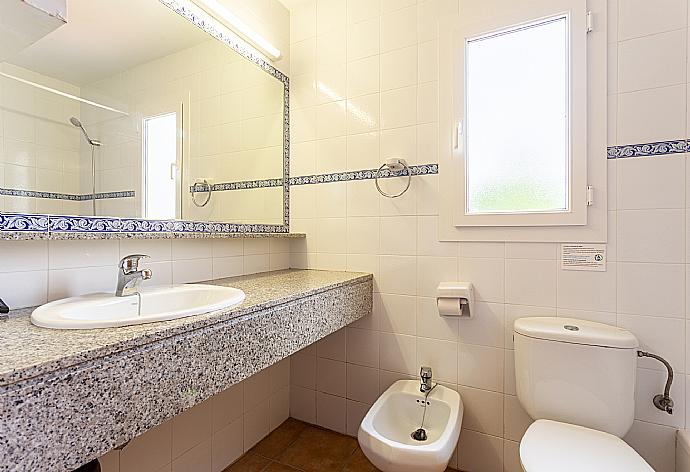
xmin=358 ymin=379 xmax=463 ymax=472
xmin=513 ymin=317 xmax=654 ymax=471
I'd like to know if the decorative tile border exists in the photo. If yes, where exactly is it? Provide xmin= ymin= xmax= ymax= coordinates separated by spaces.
xmin=607 ymin=140 xmax=687 ymax=159
xmin=189 ymin=164 xmax=439 ymax=193
xmin=290 ymin=163 xmax=438 ymax=186
xmin=0 ymin=213 xmax=292 ymax=237
xmin=0 ymin=214 xmax=50 ymax=232
xmin=47 ymin=216 xmax=288 ymax=234
xmin=0 ymin=188 xmax=135 ymax=201
xmin=191 ymin=179 xmax=284 ymax=193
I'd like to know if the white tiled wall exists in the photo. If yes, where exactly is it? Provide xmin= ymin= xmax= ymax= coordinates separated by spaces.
xmin=0 ymin=63 xmax=83 ymax=215
xmin=0 ymin=237 xmax=291 ymax=310
xmin=82 ymin=36 xmax=286 ymax=222
xmin=97 ymin=358 xmax=290 ymax=472
xmin=287 ymin=1 xmax=690 ymax=471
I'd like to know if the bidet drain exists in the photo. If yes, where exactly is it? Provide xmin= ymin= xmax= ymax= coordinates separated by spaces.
xmin=411 ymin=428 xmax=428 ymax=441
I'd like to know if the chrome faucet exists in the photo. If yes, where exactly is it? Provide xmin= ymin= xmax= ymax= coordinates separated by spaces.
xmin=116 ymin=254 xmax=152 ymax=297
xmin=420 ymin=366 xmax=433 ymax=393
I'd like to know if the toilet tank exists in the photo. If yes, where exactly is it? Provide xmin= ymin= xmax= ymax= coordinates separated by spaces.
xmin=514 ymin=317 xmax=639 ymax=437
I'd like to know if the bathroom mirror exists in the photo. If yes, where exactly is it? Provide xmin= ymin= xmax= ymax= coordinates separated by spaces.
xmin=0 ymin=0 xmax=288 ymax=231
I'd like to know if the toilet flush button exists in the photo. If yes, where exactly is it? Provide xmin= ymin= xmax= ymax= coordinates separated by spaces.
xmin=564 ymin=325 xmax=579 ymax=331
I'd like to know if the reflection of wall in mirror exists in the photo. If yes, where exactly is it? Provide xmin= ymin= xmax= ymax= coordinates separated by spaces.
xmin=0 ymin=1 xmax=288 ymax=226
xmin=0 ymin=63 xmax=83 ymax=216
xmin=80 ymin=38 xmax=285 ymax=225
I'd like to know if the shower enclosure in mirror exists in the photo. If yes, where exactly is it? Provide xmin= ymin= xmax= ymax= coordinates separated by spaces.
xmin=0 ymin=0 xmax=289 ymax=234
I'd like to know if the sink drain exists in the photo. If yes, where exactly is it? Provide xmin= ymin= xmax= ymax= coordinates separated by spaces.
xmin=411 ymin=428 xmax=428 ymax=441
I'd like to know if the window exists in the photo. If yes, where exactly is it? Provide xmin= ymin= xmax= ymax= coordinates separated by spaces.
xmin=465 ymin=16 xmax=569 ymax=215
xmin=143 ymin=112 xmax=178 ymax=220
xmin=438 ymin=0 xmax=606 ymax=242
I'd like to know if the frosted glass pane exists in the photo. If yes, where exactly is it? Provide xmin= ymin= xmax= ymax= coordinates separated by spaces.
xmin=465 ymin=16 xmax=569 ymax=214
xmin=144 ymin=113 xmax=177 ymax=220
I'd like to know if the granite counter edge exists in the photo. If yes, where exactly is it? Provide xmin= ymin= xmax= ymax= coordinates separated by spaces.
xmin=0 ymin=273 xmax=373 ymax=387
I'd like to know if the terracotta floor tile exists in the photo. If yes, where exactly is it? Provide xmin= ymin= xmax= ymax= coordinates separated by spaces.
xmin=264 ymin=463 xmax=302 ymax=472
xmin=342 ymin=448 xmax=380 ymax=472
xmin=252 ymin=418 xmax=309 ymax=459
xmin=278 ymin=426 xmax=359 ymax=472
xmin=222 ymin=452 xmax=271 ymax=472
xmin=226 ymin=417 xmax=459 ymax=472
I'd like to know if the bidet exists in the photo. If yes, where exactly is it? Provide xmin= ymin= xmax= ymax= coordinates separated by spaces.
xmin=358 ymin=380 xmax=463 ymax=472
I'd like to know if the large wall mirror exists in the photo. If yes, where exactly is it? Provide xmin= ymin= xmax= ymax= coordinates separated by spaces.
xmin=0 ymin=0 xmax=288 ymax=233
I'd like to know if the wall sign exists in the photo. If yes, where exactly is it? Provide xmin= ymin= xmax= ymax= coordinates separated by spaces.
xmin=561 ymin=244 xmax=606 ymax=271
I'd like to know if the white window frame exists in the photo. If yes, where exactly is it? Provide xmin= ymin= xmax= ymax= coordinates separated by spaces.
xmin=438 ymin=0 xmax=607 ymax=242
xmin=140 ymin=100 xmax=185 ymax=220
xmin=143 ymin=111 xmax=179 ymax=220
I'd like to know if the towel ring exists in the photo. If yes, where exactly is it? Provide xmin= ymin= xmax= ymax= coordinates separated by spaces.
xmin=192 ymin=179 xmax=212 ymax=207
xmin=375 ymin=158 xmax=411 ymax=198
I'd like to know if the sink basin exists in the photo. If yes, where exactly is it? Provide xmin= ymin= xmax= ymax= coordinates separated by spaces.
xmin=30 ymin=284 xmax=245 ymax=329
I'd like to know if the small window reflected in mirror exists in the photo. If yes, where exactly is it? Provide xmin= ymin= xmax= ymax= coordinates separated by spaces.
xmin=143 ymin=112 xmax=178 ymax=220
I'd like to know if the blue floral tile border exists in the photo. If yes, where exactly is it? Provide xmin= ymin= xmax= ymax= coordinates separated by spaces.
xmin=47 ymin=216 xmax=287 ymax=234
xmin=191 ymin=179 xmax=284 ymax=193
xmin=0 ymin=213 xmax=50 ymax=232
xmin=290 ymin=163 xmax=438 ymax=186
xmin=607 ymin=140 xmax=687 ymax=159
xmin=0 ymin=213 xmax=288 ymax=235
xmin=190 ymin=164 xmax=439 ymax=193
xmin=0 ymin=188 xmax=135 ymax=201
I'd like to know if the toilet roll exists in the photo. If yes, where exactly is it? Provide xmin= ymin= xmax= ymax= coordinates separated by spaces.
xmin=437 ymin=298 xmax=462 ymax=316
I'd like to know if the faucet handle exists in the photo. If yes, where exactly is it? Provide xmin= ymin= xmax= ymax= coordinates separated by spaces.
xmin=120 ymin=254 xmax=150 ymax=273
xmin=420 ymin=366 xmax=432 ymax=379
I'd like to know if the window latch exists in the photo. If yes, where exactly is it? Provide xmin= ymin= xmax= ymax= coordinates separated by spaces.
xmin=586 ymin=185 xmax=594 ymax=206
xmin=586 ymin=11 xmax=593 ymax=33
xmin=454 ymin=121 xmax=463 ymax=151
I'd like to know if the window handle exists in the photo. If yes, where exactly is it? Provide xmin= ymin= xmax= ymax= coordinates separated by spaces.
xmin=454 ymin=121 xmax=463 ymax=151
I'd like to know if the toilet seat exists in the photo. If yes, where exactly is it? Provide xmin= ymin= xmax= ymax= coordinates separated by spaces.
xmin=520 ymin=420 xmax=653 ymax=472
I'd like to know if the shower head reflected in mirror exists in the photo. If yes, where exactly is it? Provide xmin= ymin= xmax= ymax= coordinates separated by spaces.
xmin=69 ymin=117 xmax=102 ymax=147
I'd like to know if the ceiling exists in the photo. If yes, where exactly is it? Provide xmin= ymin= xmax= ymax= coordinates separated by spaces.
xmin=8 ymin=0 xmax=211 ymax=86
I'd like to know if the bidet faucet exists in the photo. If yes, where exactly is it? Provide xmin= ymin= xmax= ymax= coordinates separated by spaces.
xmin=116 ymin=254 xmax=152 ymax=297
xmin=420 ymin=366 xmax=433 ymax=393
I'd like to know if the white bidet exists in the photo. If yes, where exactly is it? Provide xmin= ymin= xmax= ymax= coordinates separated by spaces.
xmin=358 ymin=380 xmax=463 ymax=472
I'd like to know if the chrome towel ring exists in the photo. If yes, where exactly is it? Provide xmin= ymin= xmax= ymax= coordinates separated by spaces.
xmin=375 ymin=158 xmax=411 ymax=198
xmin=191 ymin=179 xmax=212 ymax=207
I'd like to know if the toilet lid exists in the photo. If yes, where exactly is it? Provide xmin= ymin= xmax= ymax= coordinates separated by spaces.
xmin=520 ymin=420 xmax=654 ymax=472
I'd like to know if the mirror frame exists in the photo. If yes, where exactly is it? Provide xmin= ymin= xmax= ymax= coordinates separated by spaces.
xmin=0 ymin=0 xmax=290 ymax=238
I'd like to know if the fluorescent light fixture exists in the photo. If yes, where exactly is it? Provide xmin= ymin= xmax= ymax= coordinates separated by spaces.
xmin=192 ymin=0 xmax=282 ymax=61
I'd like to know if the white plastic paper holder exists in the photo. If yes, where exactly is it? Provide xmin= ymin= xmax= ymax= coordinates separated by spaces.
xmin=436 ymin=282 xmax=474 ymax=318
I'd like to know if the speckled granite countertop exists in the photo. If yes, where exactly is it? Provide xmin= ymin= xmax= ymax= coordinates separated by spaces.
xmin=1 ymin=269 xmax=373 ymax=471
xmin=0 ymin=269 xmax=371 ymax=387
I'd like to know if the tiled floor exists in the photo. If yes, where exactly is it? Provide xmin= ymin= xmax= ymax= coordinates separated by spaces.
xmin=223 ymin=418 xmax=458 ymax=472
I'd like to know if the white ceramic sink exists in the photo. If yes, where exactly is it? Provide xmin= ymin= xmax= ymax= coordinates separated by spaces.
xmin=30 ymin=284 xmax=245 ymax=329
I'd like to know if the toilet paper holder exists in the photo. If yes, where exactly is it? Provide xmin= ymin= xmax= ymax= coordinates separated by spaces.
xmin=436 ymin=282 xmax=474 ymax=318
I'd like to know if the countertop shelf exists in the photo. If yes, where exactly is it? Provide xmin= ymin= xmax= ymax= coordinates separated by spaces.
xmin=0 ymin=269 xmax=368 ymax=387
xmin=1 ymin=269 xmax=373 ymax=472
